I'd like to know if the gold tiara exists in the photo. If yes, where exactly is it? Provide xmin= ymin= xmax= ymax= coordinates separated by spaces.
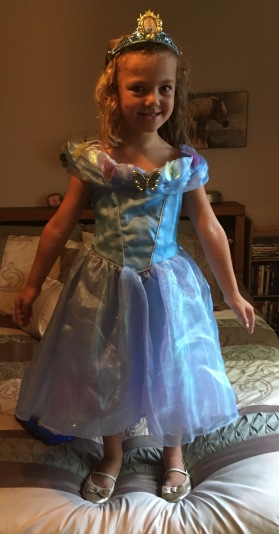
xmin=106 ymin=10 xmax=181 ymax=62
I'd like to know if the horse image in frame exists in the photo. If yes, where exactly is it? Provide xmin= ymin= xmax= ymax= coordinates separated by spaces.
xmin=188 ymin=91 xmax=248 ymax=148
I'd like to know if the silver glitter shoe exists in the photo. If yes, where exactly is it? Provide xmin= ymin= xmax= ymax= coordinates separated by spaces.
xmin=82 ymin=471 xmax=118 ymax=505
xmin=162 ymin=467 xmax=191 ymax=503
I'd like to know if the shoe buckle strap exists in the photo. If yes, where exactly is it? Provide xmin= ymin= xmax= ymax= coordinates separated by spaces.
xmin=95 ymin=471 xmax=118 ymax=483
xmin=164 ymin=468 xmax=189 ymax=477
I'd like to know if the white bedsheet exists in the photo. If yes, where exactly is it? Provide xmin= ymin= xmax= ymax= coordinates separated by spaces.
xmin=1 ymin=452 xmax=279 ymax=534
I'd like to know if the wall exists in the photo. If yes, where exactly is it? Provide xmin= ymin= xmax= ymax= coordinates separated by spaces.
xmin=1 ymin=0 xmax=278 ymax=228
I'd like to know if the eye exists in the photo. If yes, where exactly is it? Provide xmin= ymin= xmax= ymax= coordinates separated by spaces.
xmin=160 ymin=85 xmax=173 ymax=94
xmin=130 ymin=85 xmax=145 ymax=94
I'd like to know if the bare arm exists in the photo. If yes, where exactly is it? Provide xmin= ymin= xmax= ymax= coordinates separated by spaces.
xmin=183 ymin=187 xmax=255 ymax=333
xmin=15 ymin=175 xmax=91 ymax=326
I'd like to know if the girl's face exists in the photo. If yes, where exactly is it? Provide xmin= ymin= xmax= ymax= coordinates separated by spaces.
xmin=116 ymin=51 xmax=177 ymax=136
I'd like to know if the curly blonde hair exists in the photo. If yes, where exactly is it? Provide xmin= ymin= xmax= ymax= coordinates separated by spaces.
xmin=95 ymin=39 xmax=191 ymax=148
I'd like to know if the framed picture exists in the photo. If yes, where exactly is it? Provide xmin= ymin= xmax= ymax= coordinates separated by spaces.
xmin=188 ymin=91 xmax=248 ymax=148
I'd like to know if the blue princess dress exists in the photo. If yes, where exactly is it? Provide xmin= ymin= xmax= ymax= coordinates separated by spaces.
xmin=15 ymin=142 xmax=238 ymax=446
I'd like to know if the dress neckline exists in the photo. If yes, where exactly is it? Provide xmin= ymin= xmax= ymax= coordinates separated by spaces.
xmin=99 ymin=143 xmax=196 ymax=173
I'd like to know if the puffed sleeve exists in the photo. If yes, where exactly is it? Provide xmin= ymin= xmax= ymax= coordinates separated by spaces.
xmin=64 ymin=140 xmax=111 ymax=186
xmin=181 ymin=145 xmax=209 ymax=192
xmin=158 ymin=145 xmax=209 ymax=194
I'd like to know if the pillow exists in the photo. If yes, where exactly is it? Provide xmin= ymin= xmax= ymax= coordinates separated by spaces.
xmin=0 ymin=224 xmax=86 ymax=316
xmin=0 ymin=225 xmax=44 ymax=266
xmin=0 ymin=235 xmax=60 ymax=315
xmin=12 ymin=277 xmax=63 ymax=338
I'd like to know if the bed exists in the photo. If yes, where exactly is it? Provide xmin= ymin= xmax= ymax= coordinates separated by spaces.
xmin=1 ymin=207 xmax=279 ymax=534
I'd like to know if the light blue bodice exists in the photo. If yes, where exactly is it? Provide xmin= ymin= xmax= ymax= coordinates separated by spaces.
xmin=66 ymin=141 xmax=209 ymax=271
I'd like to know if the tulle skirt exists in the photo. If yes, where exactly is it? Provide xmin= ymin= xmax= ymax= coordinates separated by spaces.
xmin=15 ymin=245 xmax=238 ymax=446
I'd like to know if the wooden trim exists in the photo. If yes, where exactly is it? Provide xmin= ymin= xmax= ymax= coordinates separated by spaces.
xmin=253 ymin=226 xmax=279 ymax=237
xmin=0 ymin=202 xmax=245 ymax=223
xmin=0 ymin=207 xmax=93 ymax=224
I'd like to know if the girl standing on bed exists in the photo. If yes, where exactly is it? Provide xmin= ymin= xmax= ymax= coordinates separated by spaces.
xmin=15 ymin=10 xmax=255 ymax=505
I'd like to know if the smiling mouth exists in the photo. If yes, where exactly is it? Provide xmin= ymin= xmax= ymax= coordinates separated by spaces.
xmin=139 ymin=111 xmax=161 ymax=118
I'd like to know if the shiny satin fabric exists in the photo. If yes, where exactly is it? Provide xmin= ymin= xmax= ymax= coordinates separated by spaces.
xmin=15 ymin=142 xmax=238 ymax=446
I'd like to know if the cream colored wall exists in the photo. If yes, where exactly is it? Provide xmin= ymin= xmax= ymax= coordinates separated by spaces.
xmin=1 ymin=0 xmax=278 ymax=227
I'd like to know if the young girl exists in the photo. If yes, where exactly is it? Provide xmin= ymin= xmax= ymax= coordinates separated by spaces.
xmin=15 ymin=10 xmax=255 ymax=505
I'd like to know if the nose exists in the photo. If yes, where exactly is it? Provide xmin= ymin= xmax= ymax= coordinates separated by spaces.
xmin=144 ymin=91 xmax=159 ymax=106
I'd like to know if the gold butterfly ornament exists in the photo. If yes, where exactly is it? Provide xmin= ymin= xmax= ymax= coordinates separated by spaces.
xmin=133 ymin=169 xmax=160 ymax=191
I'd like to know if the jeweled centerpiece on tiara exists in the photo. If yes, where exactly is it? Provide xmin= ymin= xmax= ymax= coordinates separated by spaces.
xmin=106 ymin=10 xmax=181 ymax=62
xmin=137 ymin=10 xmax=163 ymax=37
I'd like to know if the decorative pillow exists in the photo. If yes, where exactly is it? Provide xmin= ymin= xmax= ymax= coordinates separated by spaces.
xmin=12 ymin=277 xmax=63 ymax=339
xmin=0 ymin=235 xmax=60 ymax=316
xmin=0 ymin=225 xmax=44 ymax=265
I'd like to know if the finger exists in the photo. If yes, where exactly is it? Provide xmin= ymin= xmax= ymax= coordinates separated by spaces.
xmin=15 ymin=303 xmax=32 ymax=327
xmin=21 ymin=308 xmax=32 ymax=327
xmin=245 ymin=307 xmax=255 ymax=334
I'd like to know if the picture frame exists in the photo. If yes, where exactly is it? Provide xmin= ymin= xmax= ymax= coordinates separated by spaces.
xmin=188 ymin=91 xmax=248 ymax=149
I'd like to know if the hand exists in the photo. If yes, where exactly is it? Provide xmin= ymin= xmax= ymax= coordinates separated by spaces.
xmin=224 ymin=293 xmax=255 ymax=334
xmin=14 ymin=286 xmax=41 ymax=328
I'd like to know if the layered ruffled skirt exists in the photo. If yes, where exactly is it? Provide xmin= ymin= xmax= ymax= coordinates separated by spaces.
xmin=16 ymin=245 xmax=238 ymax=446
